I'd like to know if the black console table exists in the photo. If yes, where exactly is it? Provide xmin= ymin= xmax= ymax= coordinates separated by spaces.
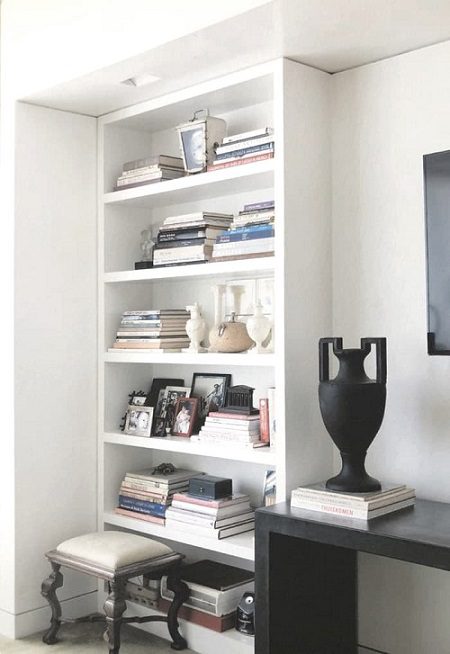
xmin=255 ymin=499 xmax=450 ymax=654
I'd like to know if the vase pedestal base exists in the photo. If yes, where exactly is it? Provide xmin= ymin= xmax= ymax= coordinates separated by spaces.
xmin=326 ymin=451 xmax=381 ymax=493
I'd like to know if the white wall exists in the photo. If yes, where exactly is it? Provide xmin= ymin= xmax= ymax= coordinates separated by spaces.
xmin=9 ymin=103 xmax=98 ymax=637
xmin=332 ymin=40 xmax=450 ymax=654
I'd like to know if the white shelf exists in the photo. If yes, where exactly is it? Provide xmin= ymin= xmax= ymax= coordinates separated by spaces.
xmin=103 ymin=159 xmax=274 ymax=208
xmin=104 ymin=351 xmax=276 ymax=366
xmin=103 ymin=511 xmax=255 ymax=561
xmin=104 ymin=256 xmax=275 ymax=283
xmin=103 ymin=431 xmax=277 ymax=465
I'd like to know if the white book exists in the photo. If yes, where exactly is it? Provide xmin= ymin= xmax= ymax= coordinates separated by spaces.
xmin=292 ymin=481 xmax=408 ymax=503
xmin=213 ymin=238 xmax=275 ymax=254
xmin=163 ymin=212 xmax=233 ymax=225
xmin=216 ymin=135 xmax=275 ymax=155
xmin=197 ymin=430 xmax=260 ymax=442
xmin=290 ymin=496 xmax=415 ymax=520
xmin=203 ymin=421 xmax=260 ymax=432
xmin=291 ymin=487 xmax=415 ymax=510
xmin=165 ymin=518 xmax=255 ymax=539
xmin=212 ymin=146 xmax=274 ymax=165
xmin=165 ymin=507 xmax=254 ymax=528
xmin=222 ymin=127 xmax=274 ymax=144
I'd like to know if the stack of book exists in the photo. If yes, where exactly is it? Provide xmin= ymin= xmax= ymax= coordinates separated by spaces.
xmin=290 ymin=481 xmax=416 ymax=520
xmin=191 ymin=411 xmax=268 ymax=449
xmin=165 ymin=492 xmax=255 ymax=539
xmin=153 ymin=212 xmax=234 ymax=267
xmin=207 ymin=127 xmax=274 ymax=172
xmin=114 ymin=155 xmax=185 ymax=190
xmin=115 ymin=467 xmax=203 ymax=525
xmin=159 ymin=559 xmax=254 ymax=632
xmin=212 ymin=200 xmax=275 ymax=262
xmin=110 ymin=309 xmax=190 ymax=351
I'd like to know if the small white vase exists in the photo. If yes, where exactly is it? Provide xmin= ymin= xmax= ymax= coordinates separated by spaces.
xmin=185 ymin=303 xmax=207 ymax=353
xmin=246 ymin=301 xmax=272 ymax=353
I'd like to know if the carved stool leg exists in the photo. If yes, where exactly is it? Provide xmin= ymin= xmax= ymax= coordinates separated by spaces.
xmin=166 ymin=567 xmax=189 ymax=651
xmin=41 ymin=562 xmax=64 ymax=645
xmin=103 ymin=579 xmax=127 ymax=654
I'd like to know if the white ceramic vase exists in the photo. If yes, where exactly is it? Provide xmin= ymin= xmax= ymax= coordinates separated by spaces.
xmin=246 ymin=301 xmax=272 ymax=353
xmin=185 ymin=303 xmax=207 ymax=352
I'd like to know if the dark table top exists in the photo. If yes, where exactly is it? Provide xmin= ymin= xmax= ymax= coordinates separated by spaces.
xmin=256 ymin=499 xmax=450 ymax=570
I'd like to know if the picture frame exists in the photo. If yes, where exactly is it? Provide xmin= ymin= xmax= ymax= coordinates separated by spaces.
xmin=151 ymin=385 xmax=191 ymax=437
xmin=190 ymin=372 xmax=231 ymax=423
xmin=171 ymin=397 xmax=199 ymax=437
xmin=124 ymin=405 xmax=153 ymax=437
xmin=129 ymin=392 xmax=147 ymax=406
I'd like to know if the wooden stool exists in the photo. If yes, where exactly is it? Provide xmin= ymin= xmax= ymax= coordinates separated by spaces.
xmin=41 ymin=531 xmax=189 ymax=653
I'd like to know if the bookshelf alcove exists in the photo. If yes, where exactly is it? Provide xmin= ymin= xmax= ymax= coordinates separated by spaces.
xmin=98 ymin=58 xmax=333 ymax=653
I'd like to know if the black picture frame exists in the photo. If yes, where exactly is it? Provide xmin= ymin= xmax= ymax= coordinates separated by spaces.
xmin=190 ymin=372 xmax=232 ymax=424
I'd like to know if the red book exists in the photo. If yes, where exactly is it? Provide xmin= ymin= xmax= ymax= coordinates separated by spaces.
xmin=114 ymin=507 xmax=165 ymax=525
xmin=259 ymin=398 xmax=270 ymax=443
xmin=158 ymin=598 xmax=235 ymax=632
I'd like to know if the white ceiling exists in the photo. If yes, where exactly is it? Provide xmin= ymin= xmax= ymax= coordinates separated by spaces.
xmin=23 ymin=0 xmax=450 ymax=116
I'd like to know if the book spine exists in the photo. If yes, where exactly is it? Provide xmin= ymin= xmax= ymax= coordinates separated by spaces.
xmin=290 ymin=497 xmax=415 ymax=518
xmin=235 ymin=210 xmax=275 ymax=221
xmin=207 ymin=152 xmax=273 ymax=171
xmin=208 ymin=411 xmax=260 ymax=420
xmin=123 ymin=156 xmax=182 ymax=171
xmin=291 ymin=488 xmax=415 ymax=509
xmin=216 ymin=135 xmax=274 ymax=155
xmin=165 ymin=508 xmax=216 ymax=527
xmin=171 ymin=494 xmax=249 ymax=508
xmin=118 ymin=497 xmax=167 ymax=516
xmin=259 ymin=398 xmax=270 ymax=443
xmin=198 ymin=430 xmax=260 ymax=441
xmin=157 ymin=598 xmax=236 ymax=632
xmin=216 ymin=229 xmax=274 ymax=244
xmin=267 ymin=387 xmax=276 ymax=448
xmin=119 ymin=489 xmax=170 ymax=503
xmin=158 ymin=230 xmax=206 ymax=242
xmin=243 ymin=200 xmax=275 ymax=212
xmin=229 ymin=222 xmax=275 ymax=234
xmin=154 ymin=238 xmax=210 ymax=250
xmin=223 ymin=127 xmax=273 ymax=144
xmin=114 ymin=507 xmax=165 ymax=525
xmin=215 ymin=142 xmax=274 ymax=161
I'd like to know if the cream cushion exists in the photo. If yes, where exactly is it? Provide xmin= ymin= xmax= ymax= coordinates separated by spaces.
xmin=56 ymin=531 xmax=173 ymax=570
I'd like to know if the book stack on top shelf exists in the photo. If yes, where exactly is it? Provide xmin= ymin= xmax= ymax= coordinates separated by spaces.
xmin=212 ymin=200 xmax=275 ymax=262
xmin=207 ymin=127 xmax=274 ymax=172
xmin=114 ymin=155 xmax=185 ymax=190
xmin=291 ymin=482 xmax=416 ymax=520
xmin=158 ymin=559 xmax=254 ymax=633
xmin=110 ymin=309 xmax=189 ymax=351
xmin=115 ymin=466 xmax=203 ymax=525
xmin=165 ymin=491 xmax=254 ymax=539
xmin=153 ymin=212 xmax=234 ymax=267
xmin=192 ymin=410 xmax=268 ymax=449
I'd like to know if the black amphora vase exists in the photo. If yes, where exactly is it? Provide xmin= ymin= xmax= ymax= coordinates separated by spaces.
xmin=318 ymin=337 xmax=387 ymax=493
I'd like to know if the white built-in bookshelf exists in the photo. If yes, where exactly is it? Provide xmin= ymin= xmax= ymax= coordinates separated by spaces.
xmin=97 ymin=58 xmax=332 ymax=653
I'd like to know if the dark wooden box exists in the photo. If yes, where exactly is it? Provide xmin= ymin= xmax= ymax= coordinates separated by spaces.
xmin=188 ymin=475 xmax=232 ymax=500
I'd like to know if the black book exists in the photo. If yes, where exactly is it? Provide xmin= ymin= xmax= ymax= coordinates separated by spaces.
xmin=153 ymin=238 xmax=209 ymax=250
xmin=179 ymin=560 xmax=254 ymax=591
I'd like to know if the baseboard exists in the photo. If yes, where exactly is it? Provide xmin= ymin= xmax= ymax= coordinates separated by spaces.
xmin=7 ymin=591 xmax=98 ymax=639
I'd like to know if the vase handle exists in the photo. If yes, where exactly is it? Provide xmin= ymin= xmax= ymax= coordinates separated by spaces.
xmin=361 ymin=337 xmax=387 ymax=384
xmin=319 ymin=337 xmax=343 ymax=382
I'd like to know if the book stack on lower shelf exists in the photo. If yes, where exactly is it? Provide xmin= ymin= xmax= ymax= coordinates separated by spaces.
xmin=114 ymin=155 xmax=185 ymax=190
xmin=158 ymin=559 xmax=254 ymax=632
xmin=115 ymin=467 xmax=203 ymax=525
xmin=110 ymin=309 xmax=189 ymax=351
xmin=212 ymin=200 xmax=275 ymax=262
xmin=207 ymin=127 xmax=274 ymax=172
xmin=153 ymin=212 xmax=233 ymax=267
xmin=192 ymin=411 xmax=268 ymax=449
xmin=165 ymin=491 xmax=254 ymax=539
xmin=290 ymin=481 xmax=416 ymax=520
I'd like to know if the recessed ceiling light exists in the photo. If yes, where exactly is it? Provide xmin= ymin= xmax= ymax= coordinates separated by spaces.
xmin=121 ymin=73 xmax=160 ymax=87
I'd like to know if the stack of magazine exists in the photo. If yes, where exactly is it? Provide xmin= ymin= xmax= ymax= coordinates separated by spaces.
xmin=290 ymin=481 xmax=416 ymax=520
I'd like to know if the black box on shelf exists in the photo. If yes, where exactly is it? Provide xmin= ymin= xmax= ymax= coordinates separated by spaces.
xmin=188 ymin=475 xmax=232 ymax=500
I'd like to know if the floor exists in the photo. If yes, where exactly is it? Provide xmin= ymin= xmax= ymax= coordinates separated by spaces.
xmin=0 ymin=622 xmax=199 ymax=653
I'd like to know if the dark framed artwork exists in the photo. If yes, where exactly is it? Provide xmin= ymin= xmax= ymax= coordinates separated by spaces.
xmin=190 ymin=372 xmax=231 ymax=423
xmin=151 ymin=386 xmax=190 ymax=437
xmin=171 ymin=397 xmax=199 ymax=437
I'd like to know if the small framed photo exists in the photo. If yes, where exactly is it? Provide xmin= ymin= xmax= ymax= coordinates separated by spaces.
xmin=151 ymin=386 xmax=191 ymax=437
xmin=124 ymin=405 xmax=153 ymax=437
xmin=129 ymin=392 xmax=147 ymax=406
xmin=171 ymin=397 xmax=199 ymax=437
xmin=191 ymin=372 xmax=231 ymax=423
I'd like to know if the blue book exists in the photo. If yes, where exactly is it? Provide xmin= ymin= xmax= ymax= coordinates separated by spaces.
xmin=230 ymin=223 xmax=274 ymax=234
xmin=118 ymin=496 xmax=167 ymax=517
xmin=217 ymin=228 xmax=275 ymax=244
xmin=215 ymin=142 xmax=274 ymax=161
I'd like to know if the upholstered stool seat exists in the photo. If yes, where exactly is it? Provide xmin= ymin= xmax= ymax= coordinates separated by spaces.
xmin=41 ymin=531 xmax=189 ymax=654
